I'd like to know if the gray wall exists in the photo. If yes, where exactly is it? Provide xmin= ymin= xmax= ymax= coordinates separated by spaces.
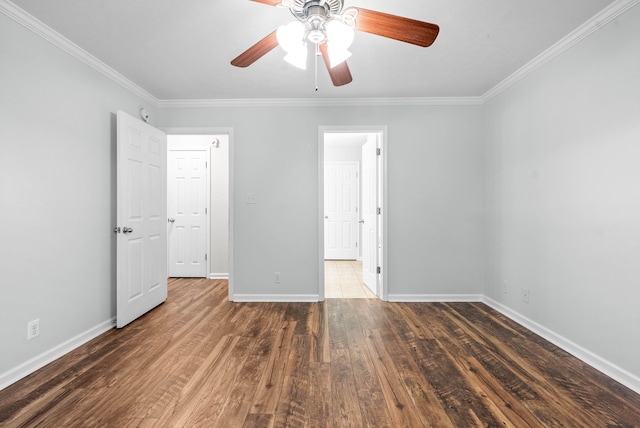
xmin=483 ymin=4 xmax=640 ymax=379
xmin=0 ymin=13 xmax=156 ymax=375
xmin=210 ymin=135 xmax=230 ymax=277
xmin=156 ymin=105 xmax=485 ymax=299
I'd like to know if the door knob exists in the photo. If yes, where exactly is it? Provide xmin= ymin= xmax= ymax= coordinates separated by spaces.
xmin=359 ymin=220 xmax=365 ymax=224
xmin=168 ymin=218 xmax=175 ymax=223
xmin=123 ymin=227 xmax=133 ymax=234
xmin=324 ymin=216 xmax=329 ymax=219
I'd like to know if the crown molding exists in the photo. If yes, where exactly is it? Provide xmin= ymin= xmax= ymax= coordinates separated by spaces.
xmin=157 ymin=97 xmax=483 ymax=109
xmin=482 ymin=0 xmax=640 ymax=102
xmin=0 ymin=0 xmax=159 ymax=106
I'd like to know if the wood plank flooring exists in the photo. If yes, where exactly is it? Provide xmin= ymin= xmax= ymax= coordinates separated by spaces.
xmin=1 ymin=278 xmax=639 ymax=427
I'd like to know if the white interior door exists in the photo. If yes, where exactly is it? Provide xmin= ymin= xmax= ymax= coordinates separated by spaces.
xmin=361 ymin=138 xmax=378 ymax=293
xmin=324 ymin=162 xmax=359 ymax=260
xmin=168 ymin=149 xmax=208 ymax=277
xmin=116 ymin=110 xmax=167 ymax=328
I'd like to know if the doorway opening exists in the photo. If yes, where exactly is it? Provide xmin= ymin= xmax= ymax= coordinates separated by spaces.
xmin=165 ymin=130 xmax=231 ymax=284
xmin=319 ymin=126 xmax=387 ymax=301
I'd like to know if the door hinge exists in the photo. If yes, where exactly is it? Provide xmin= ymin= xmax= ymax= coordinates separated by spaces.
xmin=205 ymin=161 xmax=208 ymax=168
xmin=376 ymin=148 xmax=381 ymax=156
xmin=377 ymin=207 xmax=381 ymax=215
xmin=377 ymin=266 xmax=381 ymax=274
xmin=205 ymin=207 xmax=208 ymax=215
xmin=205 ymin=254 xmax=207 ymax=261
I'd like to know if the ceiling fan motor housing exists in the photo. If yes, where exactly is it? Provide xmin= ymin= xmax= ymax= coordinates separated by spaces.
xmin=290 ymin=0 xmax=343 ymax=21
xmin=290 ymin=0 xmax=344 ymax=44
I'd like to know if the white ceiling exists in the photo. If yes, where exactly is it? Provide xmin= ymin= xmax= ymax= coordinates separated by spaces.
xmin=9 ymin=0 xmax=618 ymax=100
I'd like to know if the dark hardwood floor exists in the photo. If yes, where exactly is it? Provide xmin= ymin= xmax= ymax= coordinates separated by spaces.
xmin=1 ymin=278 xmax=639 ymax=427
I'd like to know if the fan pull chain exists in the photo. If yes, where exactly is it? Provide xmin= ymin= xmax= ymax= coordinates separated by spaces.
xmin=314 ymin=44 xmax=319 ymax=92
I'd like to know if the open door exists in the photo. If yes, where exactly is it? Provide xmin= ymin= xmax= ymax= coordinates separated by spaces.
xmin=361 ymin=136 xmax=378 ymax=294
xmin=116 ymin=110 xmax=167 ymax=328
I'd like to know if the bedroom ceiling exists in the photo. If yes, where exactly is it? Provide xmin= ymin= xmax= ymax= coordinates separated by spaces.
xmin=8 ymin=0 xmax=618 ymax=100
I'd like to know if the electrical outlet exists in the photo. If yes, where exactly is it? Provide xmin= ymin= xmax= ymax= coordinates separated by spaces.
xmin=274 ymin=272 xmax=281 ymax=284
xmin=522 ymin=288 xmax=530 ymax=303
xmin=27 ymin=319 xmax=40 ymax=340
xmin=502 ymin=281 xmax=508 ymax=294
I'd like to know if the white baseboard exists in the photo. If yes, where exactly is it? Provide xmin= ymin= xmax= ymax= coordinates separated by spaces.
xmin=231 ymin=294 xmax=320 ymax=302
xmin=0 ymin=318 xmax=115 ymax=391
xmin=209 ymin=273 xmax=229 ymax=279
xmin=482 ymin=297 xmax=640 ymax=395
xmin=387 ymin=294 xmax=484 ymax=302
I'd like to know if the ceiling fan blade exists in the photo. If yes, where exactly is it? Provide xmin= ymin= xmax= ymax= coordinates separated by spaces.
xmin=319 ymin=42 xmax=353 ymax=87
xmin=250 ymin=0 xmax=282 ymax=6
xmin=350 ymin=7 xmax=439 ymax=47
xmin=231 ymin=31 xmax=279 ymax=67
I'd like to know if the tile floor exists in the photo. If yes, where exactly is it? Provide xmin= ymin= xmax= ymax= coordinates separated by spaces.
xmin=324 ymin=260 xmax=377 ymax=299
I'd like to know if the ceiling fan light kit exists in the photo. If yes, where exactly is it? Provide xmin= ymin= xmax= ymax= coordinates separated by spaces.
xmin=231 ymin=0 xmax=440 ymax=87
xmin=276 ymin=2 xmax=355 ymax=70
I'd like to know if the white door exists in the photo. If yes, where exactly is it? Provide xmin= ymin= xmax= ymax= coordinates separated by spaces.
xmin=361 ymin=138 xmax=378 ymax=293
xmin=167 ymin=149 xmax=208 ymax=277
xmin=324 ymin=162 xmax=359 ymax=260
xmin=116 ymin=110 xmax=167 ymax=328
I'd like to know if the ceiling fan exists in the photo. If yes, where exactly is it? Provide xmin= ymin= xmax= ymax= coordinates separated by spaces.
xmin=231 ymin=0 xmax=439 ymax=87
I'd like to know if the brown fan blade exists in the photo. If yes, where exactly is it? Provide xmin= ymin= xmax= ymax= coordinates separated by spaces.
xmin=250 ymin=0 xmax=282 ymax=6
xmin=319 ymin=42 xmax=353 ymax=87
xmin=350 ymin=7 xmax=439 ymax=47
xmin=231 ymin=31 xmax=279 ymax=67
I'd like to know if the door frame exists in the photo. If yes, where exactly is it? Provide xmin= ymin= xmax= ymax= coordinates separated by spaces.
xmin=167 ymin=142 xmax=211 ymax=278
xmin=318 ymin=126 xmax=388 ymax=301
xmin=163 ymin=127 xmax=234 ymax=300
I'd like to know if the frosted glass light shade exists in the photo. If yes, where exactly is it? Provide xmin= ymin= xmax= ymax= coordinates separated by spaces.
xmin=325 ymin=19 xmax=354 ymax=67
xmin=277 ymin=21 xmax=306 ymax=53
xmin=326 ymin=19 xmax=354 ymax=50
xmin=277 ymin=21 xmax=308 ymax=70
xmin=284 ymin=47 xmax=308 ymax=70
